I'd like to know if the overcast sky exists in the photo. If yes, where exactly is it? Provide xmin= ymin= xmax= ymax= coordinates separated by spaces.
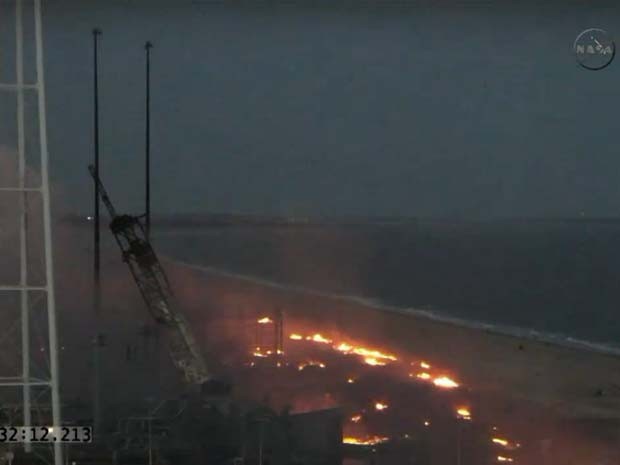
xmin=11 ymin=1 xmax=620 ymax=217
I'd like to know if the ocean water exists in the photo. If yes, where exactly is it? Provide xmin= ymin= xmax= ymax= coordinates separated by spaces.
xmin=154 ymin=220 xmax=620 ymax=350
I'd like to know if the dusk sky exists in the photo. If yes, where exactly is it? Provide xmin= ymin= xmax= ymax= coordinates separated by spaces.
xmin=34 ymin=1 xmax=620 ymax=218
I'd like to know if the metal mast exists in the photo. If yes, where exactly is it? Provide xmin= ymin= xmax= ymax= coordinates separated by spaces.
xmin=144 ymin=41 xmax=152 ymax=241
xmin=91 ymin=26 xmax=103 ymax=439
xmin=0 ymin=1 xmax=63 ymax=464
xmin=88 ymin=166 xmax=212 ymax=387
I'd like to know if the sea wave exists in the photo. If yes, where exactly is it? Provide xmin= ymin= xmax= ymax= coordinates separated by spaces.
xmin=173 ymin=259 xmax=620 ymax=358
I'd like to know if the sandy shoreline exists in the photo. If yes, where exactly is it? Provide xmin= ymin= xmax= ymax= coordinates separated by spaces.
xmin=174 ymin=261 xmax=620 ymax=424
xmin=179 ymin=261 xmax=620 ymax=357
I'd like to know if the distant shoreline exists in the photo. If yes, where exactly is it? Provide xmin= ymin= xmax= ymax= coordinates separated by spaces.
xmin=59 ymin=213 xmax=620 ymax=229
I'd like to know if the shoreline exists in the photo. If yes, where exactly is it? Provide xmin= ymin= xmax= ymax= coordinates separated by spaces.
xmin=175 ymin=259 xmax=620 ymax=359
xmin=170 ymin=259 xmax=620 ymax=423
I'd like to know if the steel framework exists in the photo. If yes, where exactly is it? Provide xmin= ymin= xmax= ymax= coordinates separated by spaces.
xmin=0 ymin=1 xmax=63 ymax=464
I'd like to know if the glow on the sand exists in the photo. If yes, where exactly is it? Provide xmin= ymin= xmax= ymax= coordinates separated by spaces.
xmin=433 ymin=376 xmax=459 ymax=389
xmin=298 ymin=361 xmax=326 ymax=371
xmin=257 ymin=317 xmax=273 ymax=324
xmin=375 ymin=402 xmax=388 ymax=411
xmin=343 ymin=436 xmax=389 ymax=445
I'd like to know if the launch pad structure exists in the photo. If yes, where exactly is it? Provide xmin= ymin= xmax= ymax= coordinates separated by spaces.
xmin=0 ymin=1 xmax=63 ymax=465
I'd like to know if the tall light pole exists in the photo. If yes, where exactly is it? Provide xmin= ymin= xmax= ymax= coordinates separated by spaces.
xmin=92 ymin=27 xmax=103 ymax=437
xmin=145 ymin=41 xmax=153 ymax=240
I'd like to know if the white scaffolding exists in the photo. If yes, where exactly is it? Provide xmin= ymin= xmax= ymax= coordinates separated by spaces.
xmin=0 ymin=1 xmax=62 ymax=464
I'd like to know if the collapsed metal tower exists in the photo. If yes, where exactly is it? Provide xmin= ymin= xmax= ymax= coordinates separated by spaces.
xmin=0 ymin=1 xmax=63 ymax=464
xmin=89 ymin=165 xmax=211 ymax=387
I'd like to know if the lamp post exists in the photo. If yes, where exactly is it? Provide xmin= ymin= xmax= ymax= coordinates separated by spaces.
xmin=91 ymin=27 xmax=103 ymax=438
xmin=144 ymin=41 xmax=153 ymax=240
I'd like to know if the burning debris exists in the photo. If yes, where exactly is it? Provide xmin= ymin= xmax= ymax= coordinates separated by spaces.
xmin=374 ymin=402 xmax=388 ymax=411
xmin=343 ymin=436 xmax=389 ymax=446
xmin=290 ymin=333 xmax=398 ymax=367
xmin=307 ymin=333 xmax=332 ymax=344
xmin=456 ymin=407 xmax=472 ymax=420
xmin=492 ymin=437 xmax=521 ymax=451
xmin=298 ymin=360 xmax=326 ymax=371
xmin=245 ymin=322 xmax=525 ymax=460
xmin=432 ymin=376 xmax=459 ymax=389
xmin=363 ymin=357 xmax=386 ymax=366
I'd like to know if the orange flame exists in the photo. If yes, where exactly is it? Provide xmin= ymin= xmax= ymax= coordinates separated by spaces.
xmin=350 ymin=414 xmax=362 ymax=423
xmin=343 ymin=436 xmax=389 ymax=445
xmin=289 ymin=334 xmax=303 ymax=340
xmin=364 ymin=357 xmax=387 ymax=366
xmin=433 ymin=376 xmax=459 ymax=389
xmin=492 ymin=438 xmax=509 ymax=447
xmin=336 ymin=342 xmax=353 ymax=352
xmin=307 ymin=333 xmax=332 ymax=344
xmin=257 ymin=317 xmax=273 ymax=324
xmin=334 ymin=341 xmax=396 ymax=364
xmin=375 ymin=402 xmax=388 ymax=411
xmin=351 ymin=347 xmax=397 ymax=361
xmin=456 ymin=407 xmax=472 ymax=420
xmin=497 ymin=457 xmax=513 ymax=463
